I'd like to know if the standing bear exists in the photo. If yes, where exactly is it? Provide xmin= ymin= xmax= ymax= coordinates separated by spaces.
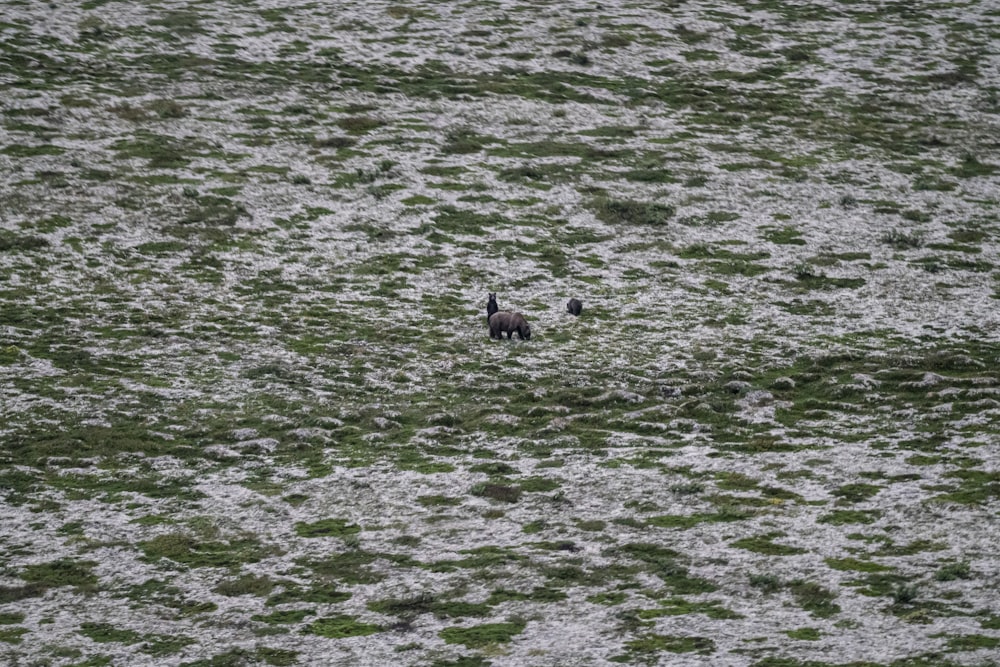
xmin=567 ymin=298 xmax=583 ymax=316
xmin=486 ymin=292 xmax=499 ymax=323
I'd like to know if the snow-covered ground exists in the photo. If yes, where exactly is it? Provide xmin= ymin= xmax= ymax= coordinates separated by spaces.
xmin=1 ymin=1 xmax=999 ymax=665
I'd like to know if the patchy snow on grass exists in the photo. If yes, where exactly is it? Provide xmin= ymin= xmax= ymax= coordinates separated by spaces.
xmin=2 ymin=0 xmax=999 ymax=666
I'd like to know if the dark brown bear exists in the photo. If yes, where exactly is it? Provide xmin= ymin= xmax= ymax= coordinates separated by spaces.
xmin=567 ymin=298 xmax=583 ymax=316
xmin=486 ymin=293 xmax=499 ymax=323
xmin=489 ymin=311 xmax=531 ymax=340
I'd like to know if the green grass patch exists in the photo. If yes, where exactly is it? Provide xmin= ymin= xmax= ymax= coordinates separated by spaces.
xmin=591 ymin=197 xmax=675 ymax=226
xmin=294 ymin=518 xmax=361 ymax=538
xmin=439 ymin=620 xmax=526 ymax=648
xmin=785 ymin=627 xmax=822 ymax=640
xmin=306 ymin=614 xmax=381 ymax=638
xmin=0 ymin=627 xmax=29 ymax=644
xmin=623 ymin=633 xmax=715 ymax=655
xmin=140 ymin=532 xmax=273 ymax=568
xmin=731 ymin=534 xmax=806 ymax=556
xmin=825 ymin=557 xmax=893 ymax=573
xmin=21 ymin=558 xmax=97 ymax=588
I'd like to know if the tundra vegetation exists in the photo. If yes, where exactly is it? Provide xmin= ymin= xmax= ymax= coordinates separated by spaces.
xmin=1 ymin=1 xmax=999 ymax=666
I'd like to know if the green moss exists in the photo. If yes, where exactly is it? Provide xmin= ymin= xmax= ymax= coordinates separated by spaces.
xmin=294 ymin=518 xmax=361 ymax=538
xmin=21 ymin=558 xmax=97 ymax=588
xmin=306 ymin=614 xmax=381 ymax=638
xmin=934 ymin=562 xmax=972 ymax=581
xmin=519 ymin=476 xmax=561 ymax=493
xmin=471 ymin=482 xmax=522 ymax=503
xmin=418 ymin=494 xmax=462 ymax=507
xmin=78 ymin=622 xmax=143 ymax=644
xmin=140 ymin=532 xmax=272 ymax=568
xmin=731 ymin=534 xmax=806 ymax=556
xmin=576 ymin=519 xmax=606 ymax=532
xmin=402 ymin=194 xmax=436 ymax=206
xmin=251 ymin=609 xmax=315 ymax=624
xmin=213 ymin=574 xmax=275 ymax=597
xmin=264 ymin=583 xmax=351 ymax=606
xmin=299 ymin=550 xmax=386 ymax=584
xmin=980 ymin=616 xmax=1000 ymax=630
xmin=945 ymin=634 xmax=1000 ymax=651
xmin=588 ymin=592 xmax=628 ymax=605
xmin=369 ymin=593 xmax=492 ymax=620
xmin=788 ymin=580 xmax=840 ymax=618
xmin=439 ymin=620 xmax=526 ymax=648
xmin=77 ymin=623 xmax=192 ymax=655
xmin=832 ymin=483 xmax=882 ymax=504
xmin=591 ymin=197 xmax=675 ymax=226
xmin=624 ymin=633 xmax=715 ymax=655
xmin=0 ymin=627 xmax=29 ymax=644
xmin=125 ymin=579 xmax=216 ymax=616
xmin=0 ymin=230 xmax=49 ymax=252
xmin=784 ymin=627 xmax=822 ymax=640
xmin=876 ymin=539 xmax=947 ymax=556
xmin=646 ymin=510 xmax=750 ymax=529
xmin=825 ymin=557 xmax=893 ymax=573
xmin=179 ymin=647 xmax=299 ymax=666
xmin=639 ymin=598 xmax=742 ymax=620
xmin=2 ymin=144 xmax=64 ymax=157
xmin=616 ymin=543 xmax=716 ymax=593
xmin=932 ymin=469 xmax=1000 ymax=504
xmin=817 ymin=509 xmax=881 ymax=525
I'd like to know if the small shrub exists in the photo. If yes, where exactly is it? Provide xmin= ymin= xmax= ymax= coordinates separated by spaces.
xmin=793 ymin=262 xmax=821 ymax=280
xmin=892 ymin=583 xmax=920 ymax=605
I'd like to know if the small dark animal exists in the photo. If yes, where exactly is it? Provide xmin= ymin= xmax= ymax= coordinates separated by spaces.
xmin=567 ymin=298 xmax=583 ymax=316
xmin=489 ymin=311 xmax=531 ymax=340
xmin=486 ymin=292 xmax=498 ymax=323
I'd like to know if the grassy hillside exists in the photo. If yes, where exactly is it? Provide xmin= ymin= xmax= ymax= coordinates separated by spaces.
xmin=1 ymin=1 xmax=999 ymax=665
